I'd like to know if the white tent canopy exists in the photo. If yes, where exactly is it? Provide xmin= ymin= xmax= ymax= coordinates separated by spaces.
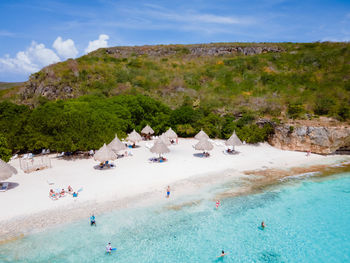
xmin=94 ymin=143 xmax=118 ymax=163
xmin=0 ymin=159 xmax=17 ymax=181
xmin=195 ymin=129 xmax=209 ymax=140
xmin=225 ymin=131 xmax=243 ymax=147
xmin=108 ymin=134 xmax=127 ymax=153
xmin=126 ymin=130 xmax=142 ymax=143
xmin=164 ymin=127 xmax=178 ymax=139
xmin=150 ymin=139 xmax=170 ymax=156
xmin=141 ymin=125 xmax=154 ymax=135
xmin=194 ymin=139 xmax=214 ymax=151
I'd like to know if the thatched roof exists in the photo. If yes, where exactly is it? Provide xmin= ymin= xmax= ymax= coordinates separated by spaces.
xmin=195 ymin=129 xmax=209 ymax=140
xmin=0 ymin=159 xmax=17 ymax=181
xmin=160 ymin=133 xmax=171 ymax=146
xmin=150 ymin=139 xmax=170 ymax=155
xmin=225 ymin=131 xmax=243 ymax=146
xmin=94 ymin=143 xmax=118 ymax=162
xmin=164 ymin=127 xmax=178 ymax=139
xmin=126 ymin=130 xmax=142 ymax=143
xmin=141 ymin=125 xmax=154 ymax=135
xmin=194 ymin=139 xmax=214 ymax=151
xmin=108 ymin=134 xmax=126 ymax=153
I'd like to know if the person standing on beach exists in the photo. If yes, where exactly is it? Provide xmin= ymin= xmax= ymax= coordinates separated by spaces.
xmin=166 ymin=186 xmax=170 ymax=198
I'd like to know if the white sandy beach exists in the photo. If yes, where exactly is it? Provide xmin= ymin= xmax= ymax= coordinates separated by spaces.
xmin=1 ymin=138 xmax=349 ymax=237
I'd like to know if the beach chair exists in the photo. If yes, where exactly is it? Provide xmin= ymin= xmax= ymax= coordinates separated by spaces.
xmin=28 ymin=153 xmax=33 ymax=158
xmin=0 ymin=182 xmax=9 ymax=192
xmin=22 ymin=154 xmax=28 ymax=159
xmin=42 ymin=149 xmax=46 ymax=154
xmin=11 ymin=154 xmax=18 ymax=160
xmin=57 ymin=152 xmax=64 ymax=157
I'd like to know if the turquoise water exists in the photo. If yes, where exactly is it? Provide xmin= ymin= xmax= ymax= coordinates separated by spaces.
xmin=1 ymin=172 xmax=350 ymax=263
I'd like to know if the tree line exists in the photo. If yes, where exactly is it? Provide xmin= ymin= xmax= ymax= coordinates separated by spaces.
xmin=0 ymin=94 xmax=273 ymax=161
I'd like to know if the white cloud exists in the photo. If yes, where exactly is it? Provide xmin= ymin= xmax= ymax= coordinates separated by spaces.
xmin=84 ymin=34 xmax=109 ymax=53
xmin=0 ymin=41 xmax=60 ymax=74
xmin=53 ymin=36 xmax=78 ymax=59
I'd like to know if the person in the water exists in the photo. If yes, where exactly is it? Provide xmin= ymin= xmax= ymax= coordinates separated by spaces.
xmin=90 ymin=214 xmax=96 ymax=226
xmin=217 ymin=250 xmax=228 ymax=258
xmin=261 ymin=221 xmax=266 ymax=229
xmin=106 ymin=242 xmax=112 ymax=254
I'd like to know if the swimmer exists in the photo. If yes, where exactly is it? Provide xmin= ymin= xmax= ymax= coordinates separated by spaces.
xmin=215 ymin=200 xmax=220 ymax=209
xmin=217 ymin=250 xmax=228 ymax=258
xmin=90 ymin=214 xmax=96 ymax=226
xmin=261 ymin=221 xmax=266 ymax=229
xmin=166 ymin=186 xmax=170 ymax=198
xmin=106 ymin=242 xmax=112 ymax=254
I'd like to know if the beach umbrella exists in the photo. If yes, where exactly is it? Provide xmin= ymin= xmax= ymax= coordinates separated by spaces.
xmin=150 ymin=139 xmax=170 ymax=156
xmin=126 ymin=130 xmax=142 ymax=143
xmin=0 ymin=159 xmax=17 ymax=181
xmin=225 ymin=131 xmax=243 ymax=147
xmin=195 ymin=129 xmax=209 ymax=140
xmin=160 ymin=133 xmax=171 ymax=146
xmin=108 ymin=134 xmax=127 ymax=153
xmin=141 ymin=125 xmax=154 ymax=135
xmin=194 ymin=139 xmax=214 ymax=151
xmin=94 ymin=144 xmax=118 ymax=163
xmin=164 ymin=128 xmax=178 ymax=139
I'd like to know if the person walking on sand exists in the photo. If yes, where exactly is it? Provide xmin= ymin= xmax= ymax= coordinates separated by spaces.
xmin=166 ymin=186 xmax=171 ymax=198
xmin=216 ymin=200 xmax=220 ymax=209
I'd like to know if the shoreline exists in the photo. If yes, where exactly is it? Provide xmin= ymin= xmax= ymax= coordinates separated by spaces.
xmin=1 ymin=139 xmax=350 ymax=242
xmin=1 ymin=162 xmax=350 ymax=243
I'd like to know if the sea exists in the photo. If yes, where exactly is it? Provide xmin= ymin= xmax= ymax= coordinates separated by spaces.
xmin=0 ymin=167 xmax=349 ymax=262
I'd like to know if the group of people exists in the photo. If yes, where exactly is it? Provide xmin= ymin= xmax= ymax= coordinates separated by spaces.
xmin=49 ymin=185 xmax=78 ymax=200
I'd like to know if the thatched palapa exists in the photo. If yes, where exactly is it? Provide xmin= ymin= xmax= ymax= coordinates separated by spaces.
xmin=160 ymin=133 xmax=171 ymax=146
xmin=194 ymin=139 xmax=214 ymax=151
xmin=0 ymin=159 xmax=17 ymax=181
xmin=94 ymin=143 xmax=118 ymax=162
xmin=164 ymin=128 xmax=177 ymax=139
xmin=225 ymin=131 xmax=243 ymax=147
xmin=150 ymin=139 xmax=170 ymax=156
xmin=195 ymin=129 xmax=209 ymax=140
xmin=141 ymin=125 xmax=154 ymax=135
xmin=126 ymin=130 xmax=142 ymax=143
xmin=108 ymin=134 xmax=126 ymax=153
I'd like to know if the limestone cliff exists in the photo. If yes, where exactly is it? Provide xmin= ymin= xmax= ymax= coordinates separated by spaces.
xmin=269 ymin=121 xmax=350 ymax=154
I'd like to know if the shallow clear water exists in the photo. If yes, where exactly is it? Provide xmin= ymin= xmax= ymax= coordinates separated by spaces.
xmin=1 ymin=172 xmax=350 ymax=263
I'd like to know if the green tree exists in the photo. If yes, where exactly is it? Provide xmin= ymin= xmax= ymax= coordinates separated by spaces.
xmin=0 ymin=134 xmax=12 ymax=162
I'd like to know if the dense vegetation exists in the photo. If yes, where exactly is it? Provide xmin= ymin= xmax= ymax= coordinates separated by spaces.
xmin=0 ymin=95 xmax=273 ymax=154
xmin=1 ymin=42 xmax=350 ymax=155
xmin=10 ymin=42 xmax=350 ymax=121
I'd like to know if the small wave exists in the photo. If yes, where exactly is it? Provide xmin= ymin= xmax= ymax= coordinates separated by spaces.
xmin=279 ymin=171 xmax=320 ymax=181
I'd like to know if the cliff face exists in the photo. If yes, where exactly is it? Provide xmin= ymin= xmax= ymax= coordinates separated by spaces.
xmin=269 ymin=124 xmax=350 ymax=154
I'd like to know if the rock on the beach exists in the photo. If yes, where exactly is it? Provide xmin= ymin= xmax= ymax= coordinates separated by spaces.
xmin=269 ymin=124 xmax=350 ymax=154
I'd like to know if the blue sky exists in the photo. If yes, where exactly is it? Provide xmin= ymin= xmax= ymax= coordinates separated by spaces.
xmin=0 ymin=0 xmax=350 ymax=81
